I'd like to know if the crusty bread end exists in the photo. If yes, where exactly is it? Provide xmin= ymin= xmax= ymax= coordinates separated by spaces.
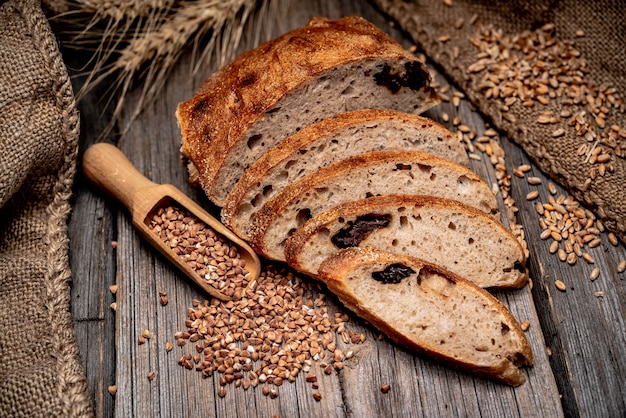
xmin=317 ymin=247 xmax=533 ymax=386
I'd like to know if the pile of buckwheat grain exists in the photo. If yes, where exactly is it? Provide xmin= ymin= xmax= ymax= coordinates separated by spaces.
xmin=170 ymin=266 xmax=364 ymax=399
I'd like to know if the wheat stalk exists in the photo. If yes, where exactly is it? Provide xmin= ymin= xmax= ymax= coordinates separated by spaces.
xmin=47 ymin=0 xmax=268 ymax=137
xmin=79 ymin=0 xmax=174 ymax=21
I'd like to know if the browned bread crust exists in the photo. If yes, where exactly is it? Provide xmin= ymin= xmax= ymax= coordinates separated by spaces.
xmin=248 ymin=149 xmax=499 ymax=260
xmin=221 ymin=109 xmax=468 ymax=240
xmin=176 ymin=16 xmax=439 ymax=206
xmin=317 ymin=247 xmax=533 ymax=386
xmin=284 ymin=194 xmax=527 ymax=289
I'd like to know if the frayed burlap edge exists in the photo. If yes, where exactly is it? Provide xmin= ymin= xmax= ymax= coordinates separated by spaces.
xmin=22 ymin=2 xmax=93 ymax=416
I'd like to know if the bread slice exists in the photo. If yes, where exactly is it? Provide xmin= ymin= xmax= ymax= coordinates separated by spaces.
xmin=317 ymin=247 xmax=533 ymax=386
xmin=248 ymin=149 xmax=499 ymax=261
xmin=176 ymin=16 xmax=439 ymax=207
xmin=221 ymin=109 xmax=468 ymax=240
xmin=285 ymin=194 xmax=527 ymax=289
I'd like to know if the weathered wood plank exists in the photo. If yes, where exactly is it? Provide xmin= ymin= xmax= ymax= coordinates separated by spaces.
xmin=68 ymin=78 xmax=118 ymax=418
xmin=109 ymin=0 xmax=562 ymax=415
xmin=500 ymin=136 xmax=626 ymax=418
xmin=68 ymin=0 xmax=626 ymax=417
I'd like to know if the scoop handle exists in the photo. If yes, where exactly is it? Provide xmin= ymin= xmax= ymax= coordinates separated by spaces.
xmin=83 ymin=143 xmax=156 ymax=211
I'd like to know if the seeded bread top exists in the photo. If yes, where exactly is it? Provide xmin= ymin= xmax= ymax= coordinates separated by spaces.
xmin=176 ymin=15 xmax=437 ymax=205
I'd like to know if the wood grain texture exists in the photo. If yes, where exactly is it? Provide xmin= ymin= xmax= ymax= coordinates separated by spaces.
xmin=68 ymin=0 xmax=626 ymax=417
xmin=67 ymin=70 xmax=119 ymax=417
xmin=499 ymin=137 xmax=626 ymax=418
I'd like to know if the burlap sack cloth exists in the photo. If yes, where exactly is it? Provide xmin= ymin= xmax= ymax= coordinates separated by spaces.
xmin=0 ymin=0 xmax=93 ymax=416
xmin=374 ymin=0 xmax=625 ymax=243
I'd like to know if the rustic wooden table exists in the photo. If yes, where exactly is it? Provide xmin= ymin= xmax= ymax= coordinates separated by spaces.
xmin=67 ymin=0 xmax=626 ymax=417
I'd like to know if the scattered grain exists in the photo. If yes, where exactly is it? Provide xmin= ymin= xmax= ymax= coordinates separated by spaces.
xmin=540 ymin=229 xmax=552 ymax=240
xmin=547 ymin=182 xmax=557 ymax=195
xmin=313 ymin=392 xmax=322 ymax=402
xmin=589 ymin=268 xmax=600 ymax=280
xmin=527 ymin=177 xmax=542 ymax=185
xmin=324 ymin=364 xmax=333 ymax=375
xmin=526 ymin=191 xmax=539 ymax=200
xmin=147 ymin=371 xmax=155 ymax=381
xmin=618 ymin=260 xmax=626 ymax=273
xmin=467 ymin=22 xmax=625 ymax=199
xmin=566 ymin=252 xmax=577 ymax=265
xmin=551 ymin=128 xmax=565 ymax=138
xmin=381 ymin=384 xmax=391 ymax=394
xmin=109 ymin=284 xmax=118 ymax=294
xmin=588 ymin=238 xmax=602 ymax=248
xmin=549 ymin=241 xmax=559 ymax=254
xmin=108 ymin=385 xmax=117 ymax=396
xmin=171 ymin=266 xmax=362 ymax=399
xmin=555 ymin=280 xmax=566 ymax=291
xmin=520 ymin=320 xmax=530 ymax=331
xmin=582 ymin=253 xmax=595 ymax=264
xmin=536 ymin=202 xmax=545 ymax=215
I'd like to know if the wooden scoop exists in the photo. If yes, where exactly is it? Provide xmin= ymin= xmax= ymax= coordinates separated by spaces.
xmin=82 ymin=142 xmax=261 ymax=301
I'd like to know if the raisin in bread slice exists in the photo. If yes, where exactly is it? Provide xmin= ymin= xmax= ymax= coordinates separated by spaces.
xmin=317 ymin=247 xmax=533 ymax=386
xmin=285 ymin=194 xmax=527 ymax=289
xmin=222 ymin=109 xmax=468 ymax=240
xmin=248 ymin=149 xmax=499 ymax=261
xmin=176 ymin=16 xmax=439 ymax=207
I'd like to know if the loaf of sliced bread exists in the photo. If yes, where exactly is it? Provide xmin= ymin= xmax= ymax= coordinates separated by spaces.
xmin=222 ymin=109 xmax=468 ymax=240
xmin=316 ymin=247 xmax=533 ymax=386
xmin=176 ymin=16 xmax=439 ymax=207
xmin=285 ymin=194 xmax=527 ymax=288
xmin=248 ymin=149 xmax=499 ymax=260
